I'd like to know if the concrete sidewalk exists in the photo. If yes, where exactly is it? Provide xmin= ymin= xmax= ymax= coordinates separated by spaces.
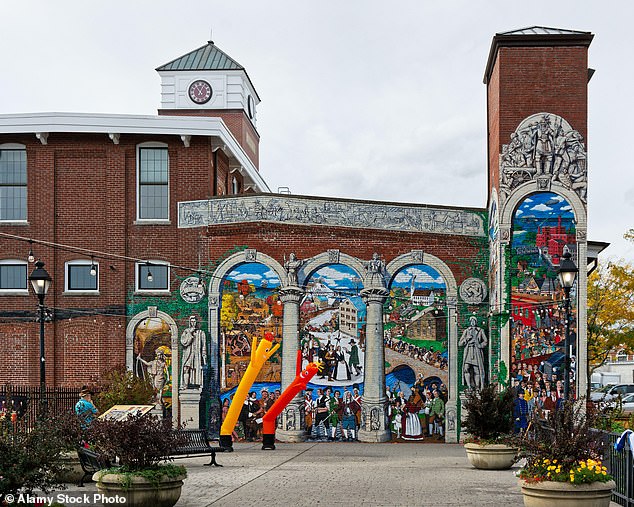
xmin=56 ymin=442 xmax=526 ymax=506
xmin=51 ymin=442 xmax=623 ymax=506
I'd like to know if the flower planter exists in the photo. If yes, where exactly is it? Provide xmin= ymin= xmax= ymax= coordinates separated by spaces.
xmin=93 ymin=471 xmax=186 ymax=507
xmin=520 ymin=479 xmax=616 ymax=507
xmin=56 ymin=451 xmax=84 ymax=484
xmin=464 ymin=442 xmax=518 ymax=470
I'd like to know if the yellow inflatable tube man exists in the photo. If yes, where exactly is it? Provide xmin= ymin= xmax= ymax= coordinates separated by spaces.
xmin=219 ymin=332 xmax=280 ymax=449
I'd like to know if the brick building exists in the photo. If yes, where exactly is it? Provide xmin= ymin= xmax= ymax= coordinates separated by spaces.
xmin=0 ymin=27 xmax=597 ymax=442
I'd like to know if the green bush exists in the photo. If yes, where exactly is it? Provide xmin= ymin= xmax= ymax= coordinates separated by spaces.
xmin=0 ymin=411 xmax=71 ymax=497
xmin=461 ymin=383 xmax=515 ymax=443
xmin=93 ymin=368 xmax=154 ymax=412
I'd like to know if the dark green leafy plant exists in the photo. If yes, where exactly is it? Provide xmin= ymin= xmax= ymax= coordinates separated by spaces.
xmin=0 ymin=410 xmax=72 ymax=497
xmin=461 ymin=383 xmax=515 ymax=443
xmin=87 ymin=412 xmax=186 ymax=470
xmin=516 ymin=398 xmax=612 ymax=484
xmin=93 ymin=367 xmax=154 ymax=412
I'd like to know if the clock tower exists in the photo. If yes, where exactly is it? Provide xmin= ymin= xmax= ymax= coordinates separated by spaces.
xmin=156 ymin=40 xmax=261 ymax=167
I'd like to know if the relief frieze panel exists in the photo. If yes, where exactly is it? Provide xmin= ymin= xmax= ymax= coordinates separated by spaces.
xmin=179 ymin=195 xmax=485 ymax=237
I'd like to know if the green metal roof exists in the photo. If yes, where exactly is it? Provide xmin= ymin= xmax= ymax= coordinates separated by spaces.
xmin=497 ymin=26 xmax=591 ymax=36
xmin=156 ymin=41 xmax=244 ymax=72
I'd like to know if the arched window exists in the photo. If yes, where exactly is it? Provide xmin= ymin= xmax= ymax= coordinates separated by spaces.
xmin=232 ymin=176 xmax=240 ymax=194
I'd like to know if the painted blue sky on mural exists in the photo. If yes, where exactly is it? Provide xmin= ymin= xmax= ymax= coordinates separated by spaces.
xmin=392 ymin=265 xmax=445 ymax=290
xmin=226 ymin=262 xmax=281 ymax=288
xmin=515 ymin=192 xmax=575 ymax=221
xmin=307 ymin=264 xmax=362 ymax=290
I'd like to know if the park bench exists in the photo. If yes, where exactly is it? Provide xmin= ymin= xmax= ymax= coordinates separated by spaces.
xmin=171 ymin=429 xmax=225 ymax=467
xmin=77 ymin=447 xmax=111 ymax=487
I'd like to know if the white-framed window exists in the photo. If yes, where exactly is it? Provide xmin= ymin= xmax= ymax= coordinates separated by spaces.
xmin=65 ymin=260 xmax=99 ymax=292
xmin=616 ymin=350 xmax=629 ymax=363
xmin=0 ymin=259 xmax=28 ymax=293
xmin=0 ymin=144 xmax=27 ymax=222
xmin=136 ymin=142 xmax=169 ymax=221
xmin=232 ymin=176 xmax=239 ymax=194
xmin=136 ymin=261 xmax=170 ymax=293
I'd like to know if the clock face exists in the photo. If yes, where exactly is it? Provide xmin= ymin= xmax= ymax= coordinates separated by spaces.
xmin=188 ymin=80 xmax=212 ymax=104
xmin=247 ymin=95 xmax=255 ymax=119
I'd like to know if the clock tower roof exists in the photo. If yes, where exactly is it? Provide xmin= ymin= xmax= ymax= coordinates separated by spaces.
xmin=156 ymin=40 xmax=260 ymax=99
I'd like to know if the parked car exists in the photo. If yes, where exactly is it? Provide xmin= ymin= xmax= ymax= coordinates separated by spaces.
xmin=590 ymin=384 xmax=634 ymax=402
xmin=616 ymin=393 xmax=634 ymax=414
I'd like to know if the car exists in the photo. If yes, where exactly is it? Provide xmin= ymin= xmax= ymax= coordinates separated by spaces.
xmin=618 ymin=393 xmax=634 ymax=414
xmin=590 ymin=384 xmax=634 ymax=402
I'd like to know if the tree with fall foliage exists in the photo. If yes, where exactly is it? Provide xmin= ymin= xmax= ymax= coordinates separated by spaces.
xmin=587 ymin=258 xmax=634 ymax=392
xmin=220 ymin=293 xmax=240 ymax=330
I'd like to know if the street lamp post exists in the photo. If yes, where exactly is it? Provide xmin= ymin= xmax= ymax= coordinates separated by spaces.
xmin=29 ymin=260 xmax=52 ymax=413
xmin=557 ymin=251 xmax=578 ymax=401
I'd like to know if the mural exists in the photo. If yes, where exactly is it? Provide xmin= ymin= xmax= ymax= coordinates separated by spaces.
xmin=384 ymin=264 xmax=448 ymax=441
xmin=510 ymin=192 xmax=577 ymax=403
xmin=132 ymin=317 xmax=173 ymax=409
xmin=299 ymin=264 xmax=365 ymax=387
xmin=219 ymin=262 xmax=282 ymax=392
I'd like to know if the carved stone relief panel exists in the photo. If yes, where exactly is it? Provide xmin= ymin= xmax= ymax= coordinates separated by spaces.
xmin=499 ymin=112 xmax=587 ymax=203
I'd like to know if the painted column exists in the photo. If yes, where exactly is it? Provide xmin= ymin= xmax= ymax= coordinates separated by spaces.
xmin=358 ymin=287 xmax=390 ymax=443
xmin=576 ymin=233 xmax=588 ymax=398
xmin=206 ymin=296 xmax=221 ymax=438
xmin=276 ymin=286 xmax=306 ymax=443
xmin=445 ymin=296 xmax=459 ymax=443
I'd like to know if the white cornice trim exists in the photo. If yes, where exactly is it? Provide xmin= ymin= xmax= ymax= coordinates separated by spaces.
xmin=0 ymin=112 xmax=270 ymax=192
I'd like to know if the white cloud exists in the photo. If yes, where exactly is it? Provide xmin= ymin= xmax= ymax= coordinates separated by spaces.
xmin=228 ymin=273 xmax=262 ymax=282
xmin=531 ymin=204 xmax=553 ymax=212
xmin=263 ymin=269 xmax=279 ymax=280
xmin=394 ymin=267 xmax=444 ymax=285
xmin=314 ymin=266 xmax=358 ymax=282
xmin=516 ymin=209 xmax=524 ymax=215
xmin=561 ymin=205 xmax=572 ymax=211
xmin=524 ymin=198 xmax=533 ymax=203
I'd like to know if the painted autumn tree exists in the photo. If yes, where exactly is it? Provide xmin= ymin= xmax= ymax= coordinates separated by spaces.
xmin=587 ymin=257 xmax=634 ymax=390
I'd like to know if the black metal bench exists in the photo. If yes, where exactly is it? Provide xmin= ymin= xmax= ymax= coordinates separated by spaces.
xmin=76 ymin=447 xmax=111 ymax=487
xmin=171 ymin=429 xmax=225 ymax=467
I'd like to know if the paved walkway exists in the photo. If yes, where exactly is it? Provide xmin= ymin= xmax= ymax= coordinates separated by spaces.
xmin=53 ymin=442 xmax=621 ymax=506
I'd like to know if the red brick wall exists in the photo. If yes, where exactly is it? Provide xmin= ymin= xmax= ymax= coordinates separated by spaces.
xmin=158 ymin=109 xmax=260 ymax=168
xmin=487 ymin=45 xmax=588 ymax=197
xmin=204 ymin=222 xmax=487 ymax=286
xmin=0 ymin=132 xmax=215 ymax=386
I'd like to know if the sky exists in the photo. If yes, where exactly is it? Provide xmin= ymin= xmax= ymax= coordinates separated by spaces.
xmin=2 ymin=0 xmax=632 ymax=261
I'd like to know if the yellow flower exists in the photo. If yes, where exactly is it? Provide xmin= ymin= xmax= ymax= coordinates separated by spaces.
xmin=603 ymin=471 xmax=607 ymax=475
xmin=580 ymin=462 xmax=586 ymax=468
xmin=552 ymin=460 xmax=557 ymax=464
xmin=544 ymin=459 xmax=550 ymax=464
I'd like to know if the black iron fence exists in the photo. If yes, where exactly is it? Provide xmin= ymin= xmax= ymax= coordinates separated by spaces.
xmin=0 ymin=384 xmax=81 ymax=432
xmin=604 ymin=431 xmax=634 ymax=507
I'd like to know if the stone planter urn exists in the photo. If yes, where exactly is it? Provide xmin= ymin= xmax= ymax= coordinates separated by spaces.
xmin=56 ymin=451 xmax=84 ymax=484
xmin=464 ymin=442 xmax=518 ymax=470
xmin=93 ymin=470 xmax=186 ymax=507
xmin=520 ymin=479 xmax=616 ymax=507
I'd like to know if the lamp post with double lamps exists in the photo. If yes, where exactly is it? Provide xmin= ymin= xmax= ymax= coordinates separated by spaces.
xmin=29 ymin=260 xmax=52 ymax=413
xmin=557 ymin=251 xmax=578 ymax=401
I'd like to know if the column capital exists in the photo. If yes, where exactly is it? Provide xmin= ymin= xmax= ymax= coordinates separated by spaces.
xmin=279 ymin=286 xmax=305 ymax=303
xmin=360 ymin=287 xmax=389 ymax=304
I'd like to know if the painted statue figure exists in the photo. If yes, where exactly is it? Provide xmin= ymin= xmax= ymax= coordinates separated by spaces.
xmin=181 ymin=315 xmax=207 ymax=389
xmin=459 ymin=316 xmax=488 ymax=390
xmin=138 ymin=348 xmax=168 ymax=406
xmin=284 ymin=253 xmax=304 ymax=286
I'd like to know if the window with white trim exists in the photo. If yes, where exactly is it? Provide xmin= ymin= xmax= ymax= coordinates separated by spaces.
xmin=65 ymin=260 xmax=98 ymax=292
xmin=137 ymin=144 xmax=169 ymax=220
xmin=0 ymin=146 xmax=27 ymax=221
xmin=136 ymin=261 xmax=170 ymax=292
xmin=0 ymin=260 xmax=27 ymax=291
